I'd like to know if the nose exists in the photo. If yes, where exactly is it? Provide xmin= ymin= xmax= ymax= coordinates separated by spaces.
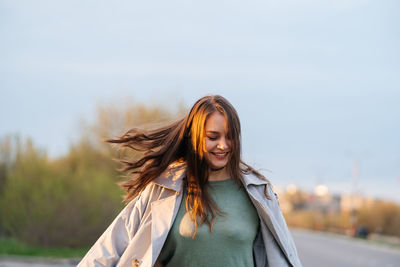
xmin=217 ymin=137 xmax=228 ymax=150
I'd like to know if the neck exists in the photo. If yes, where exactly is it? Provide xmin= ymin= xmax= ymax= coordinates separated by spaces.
xmin=208 ymin=167 xmax=230 ymax=181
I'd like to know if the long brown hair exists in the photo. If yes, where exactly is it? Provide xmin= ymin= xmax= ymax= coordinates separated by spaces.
xmin=106 ymin=95 xmax=269 ymax=236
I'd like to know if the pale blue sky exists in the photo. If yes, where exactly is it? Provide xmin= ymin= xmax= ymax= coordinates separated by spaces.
xmin=1 ymin=0 xmax=399 ymax=202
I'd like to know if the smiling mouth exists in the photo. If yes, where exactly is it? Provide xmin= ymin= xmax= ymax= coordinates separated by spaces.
xmin=211 ymin=152 xmax=229 ymax=159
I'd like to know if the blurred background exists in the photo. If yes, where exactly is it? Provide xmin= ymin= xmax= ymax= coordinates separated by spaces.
xmin=1 ymin=0 xmax=399 ymax=265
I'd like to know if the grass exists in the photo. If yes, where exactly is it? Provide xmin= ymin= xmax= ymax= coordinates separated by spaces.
xmin=0 ymin=237 xmax=89 ymax=258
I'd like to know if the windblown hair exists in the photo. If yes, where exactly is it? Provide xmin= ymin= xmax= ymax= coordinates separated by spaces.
xmin=106 ymin=95 xmax=270 ymax=237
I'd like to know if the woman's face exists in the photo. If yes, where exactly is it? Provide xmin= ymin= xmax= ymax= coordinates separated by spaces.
xmin=203 ymin=112 xmax=232 ymax=170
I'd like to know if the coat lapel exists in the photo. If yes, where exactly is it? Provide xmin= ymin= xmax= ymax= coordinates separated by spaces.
xmin=241 ymin=173 xmax=294 ymax=265
xmin=151 ymin=194 xmax=181 ymax=266
xmin=150 ymin=162 xmax=186 ymax=266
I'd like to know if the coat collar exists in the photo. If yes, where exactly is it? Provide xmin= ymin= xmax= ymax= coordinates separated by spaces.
xmin=153 ymin=161 xmax=269 ymax=192
xmin=153 ymin=161 xmax=186 ymax=192
xmin=240 ymin=171 xmax=270 ymax=188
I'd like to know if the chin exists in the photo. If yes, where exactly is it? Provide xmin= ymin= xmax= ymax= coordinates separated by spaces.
xmin=210 ymin=162 xmax=228 ymax=170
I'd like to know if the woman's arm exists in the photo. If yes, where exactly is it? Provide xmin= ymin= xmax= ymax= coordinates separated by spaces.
xmin=77 ymin=194 xmax=142 ymax=267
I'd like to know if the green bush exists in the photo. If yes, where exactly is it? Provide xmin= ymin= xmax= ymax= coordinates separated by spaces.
xmin=0 ymin=101 xmax=184 ymax=248
xmin=0 ymin=138 xmax=124 ymax=247
xmin=357 ymin=201 xmax=400 ymax=237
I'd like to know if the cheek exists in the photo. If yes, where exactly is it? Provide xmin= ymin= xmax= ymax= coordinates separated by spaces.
xmin=227 ymin=140 xmax=233 ymax=150
xmin=204 ymin=139 xmax=213 ymax=153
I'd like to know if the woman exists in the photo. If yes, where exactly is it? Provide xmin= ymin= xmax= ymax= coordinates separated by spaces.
xmin=78 ymin=95 xmax=302 ymax=267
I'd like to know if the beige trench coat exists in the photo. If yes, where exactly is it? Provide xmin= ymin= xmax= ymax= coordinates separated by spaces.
xmin=78 ymin=162 xmax=302 ymax=267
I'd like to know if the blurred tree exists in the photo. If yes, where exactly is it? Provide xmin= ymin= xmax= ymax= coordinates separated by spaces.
xmin=0 ymin=135 xmax=13 ymax=194
xmin=0 ymin=99 xmax=187 ymax=247
xmin=81 ymin=98 xmax=186 ymax=155
xmin=0 ymin=136 xmax=52 ymax=243
xmin=0 ymin=135 xmax=19 ymax=236
xmin=358 ymin=201 xmax=400 ymax=237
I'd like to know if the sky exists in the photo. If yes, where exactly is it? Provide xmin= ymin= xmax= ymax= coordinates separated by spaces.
xmin=1 ymin=0 xmax=399 ymax=202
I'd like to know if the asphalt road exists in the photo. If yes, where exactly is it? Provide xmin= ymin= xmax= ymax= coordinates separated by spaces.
xmin=292 ymin=229 xmax=400 ymax=267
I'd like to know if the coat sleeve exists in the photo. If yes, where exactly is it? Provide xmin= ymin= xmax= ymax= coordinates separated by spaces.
xmin=267 ymin=184 xmax=303 ymax=267
xmin=77 ymin=193 xmax=144 ymax=267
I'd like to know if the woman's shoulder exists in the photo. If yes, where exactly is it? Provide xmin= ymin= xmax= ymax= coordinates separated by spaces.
xmin=241 ymin=169 xmax=270 ymax=186
xmin=241 ymin=170 xmax=280 ymax=202
xmin=151 ymin=160 xmax=186 ymax=192
xmin=123 ymin=172 xmax=182 ymax=217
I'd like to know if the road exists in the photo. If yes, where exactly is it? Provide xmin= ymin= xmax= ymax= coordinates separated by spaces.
xmin=0 ymin=257 xmax=78 ymax=267
xmin=1 ymin=230 xmax=400 ymax=266
xmin=292 ymin=229 xmax=400 ymax=267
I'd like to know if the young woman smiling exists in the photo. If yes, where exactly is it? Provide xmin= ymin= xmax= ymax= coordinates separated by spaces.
xmin=78 ymin=95 xmax=302 ymax=267
xmin=203 ymin=111 xmax=231 ymax=179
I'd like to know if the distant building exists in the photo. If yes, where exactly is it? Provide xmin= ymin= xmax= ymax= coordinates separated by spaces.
xmin=341 ymin=194 xmax=375 ymax=213
xmin=278 ymin=184 xmax=375 ymax=214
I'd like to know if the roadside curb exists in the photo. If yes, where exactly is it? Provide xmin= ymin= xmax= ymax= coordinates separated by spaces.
xmin=0 ymin=255 xmax=81 ymax=266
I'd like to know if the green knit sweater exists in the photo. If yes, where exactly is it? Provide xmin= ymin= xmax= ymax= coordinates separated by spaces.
xmin=158 ymin=178 xmax=260 ymax=267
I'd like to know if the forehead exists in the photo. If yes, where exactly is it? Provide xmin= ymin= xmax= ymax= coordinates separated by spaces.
xmin=205 ymin=112 xmax=228 ymax=132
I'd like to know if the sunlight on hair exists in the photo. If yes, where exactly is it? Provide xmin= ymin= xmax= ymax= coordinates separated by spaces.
xmin=179 ymin=212 xmax=196 ymax=238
